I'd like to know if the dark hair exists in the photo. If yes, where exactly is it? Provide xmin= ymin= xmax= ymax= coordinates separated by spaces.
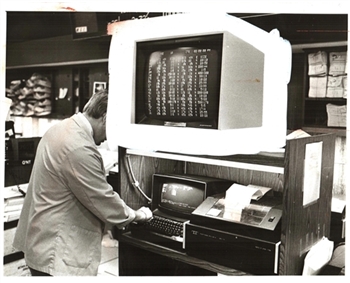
xmin=83 ymin=89 xmax=108 ymax=119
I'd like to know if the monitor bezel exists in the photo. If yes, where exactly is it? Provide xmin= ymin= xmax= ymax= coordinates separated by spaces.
xmin=135 ymin=33 xmax=224 ymax=129
xmin=152 ymin=174 xmax=207 ymax=218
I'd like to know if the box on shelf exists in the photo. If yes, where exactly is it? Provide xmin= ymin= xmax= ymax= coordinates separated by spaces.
xmin=326 ymin=76 xmax=346 ymax=98
xmin=308 ymin=51 xmax=328 ymax=76
xmin=329 ymin=52 xmax=347 ymax=76
xmin=309 ymin=76 xmax=327 ymax=98
xmin=326 ymin=103 xmax=347 ymax=127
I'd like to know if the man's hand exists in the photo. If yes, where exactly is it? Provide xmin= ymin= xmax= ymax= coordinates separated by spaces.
xmin=135 ymin=206 xmax=153 ymax=222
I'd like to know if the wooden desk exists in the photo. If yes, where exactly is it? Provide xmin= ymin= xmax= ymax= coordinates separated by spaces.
xmin=119 ymin=232 xmax=249 ymax=276
xmin=117 ymin=133 xmax=336 ymax=275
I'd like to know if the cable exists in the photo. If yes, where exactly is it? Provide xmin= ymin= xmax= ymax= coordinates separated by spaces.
xmin=125 ymin=154 xmax=152 ymax=204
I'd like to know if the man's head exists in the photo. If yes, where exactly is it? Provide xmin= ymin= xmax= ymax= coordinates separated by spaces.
xmin=83 ymin=89 xmax=108 ymax=145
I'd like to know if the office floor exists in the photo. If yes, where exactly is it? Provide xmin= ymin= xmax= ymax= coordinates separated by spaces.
xmin=97 ymin=242 xmax=119 ymax=276
xmin=3 ymin=241 xmax=119 ymax=277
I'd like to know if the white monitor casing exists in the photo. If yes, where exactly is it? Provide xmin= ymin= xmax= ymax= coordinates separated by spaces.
xmin=107 ymin=13 xmax=291 ymax=156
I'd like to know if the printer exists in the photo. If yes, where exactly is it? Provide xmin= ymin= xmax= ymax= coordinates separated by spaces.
xmin=185 ymin=189 xmax=282 ymax=275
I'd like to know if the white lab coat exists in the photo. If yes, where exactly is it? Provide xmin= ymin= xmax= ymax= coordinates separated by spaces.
xmin=13 ymin=113 xmax=136 ymax=276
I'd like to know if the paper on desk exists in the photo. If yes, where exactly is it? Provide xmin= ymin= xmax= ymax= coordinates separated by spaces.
xmin=286 ymin=129 xmax=311 ymax=140
xmin=302 ymin=237 xmax=334 ymax=275
xmin=3 ymin=184 xmax=28 ymax=199
xmin=332 ymin=197 xmax=346 ymax=214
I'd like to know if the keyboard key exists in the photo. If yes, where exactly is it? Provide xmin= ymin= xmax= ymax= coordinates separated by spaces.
xmin=145 ymin=215 xmax=183 ymax=237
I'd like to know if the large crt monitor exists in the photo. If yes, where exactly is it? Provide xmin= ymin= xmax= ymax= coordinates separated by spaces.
xmin=107 ymin=13 xmax=291 ymax=155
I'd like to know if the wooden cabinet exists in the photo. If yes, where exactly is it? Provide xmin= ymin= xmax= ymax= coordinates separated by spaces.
xmin=301 ymin=45 xmax=347 ymax=136
xmin=117 ymin=133 xmax=336 ymax=275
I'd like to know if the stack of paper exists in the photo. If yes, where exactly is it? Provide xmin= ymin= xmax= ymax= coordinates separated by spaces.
xmin=3 ymin=184 xmax=28 ymax=222
xmin=308 ymin=51 xmax=328 ymax=76
xmin=309 ymin=76 xmax=328 ymax=98
xmin=326 ymin=76 xmax=345 ymax=98
xmin=329 ymin=52 xmax=347 ymax=76
xmin=308 ymin=51 xmax=328 ymax=98
xmin=326 ymin=104 xmax=347 ymax=127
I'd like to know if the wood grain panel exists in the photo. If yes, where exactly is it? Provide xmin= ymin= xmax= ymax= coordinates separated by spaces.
xmin=186 ymin=163 xmax=284 ymax=193
xmin=279 ymin=134 xmax=335 ymax=275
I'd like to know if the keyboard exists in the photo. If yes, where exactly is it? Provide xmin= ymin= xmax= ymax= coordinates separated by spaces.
xmin=143 ymin=215 xmax=184 ymax=238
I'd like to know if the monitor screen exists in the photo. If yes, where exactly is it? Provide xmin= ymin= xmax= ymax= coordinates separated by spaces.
xmin=159 ymin=182 xmax=205 ymax=215
xmin=18 ymin=140 xmax=36 ymax=160
xmin=6 ymin=137 xmax=41 ymax=163
xmin=135 ymin=34 xmax=223 ymax=129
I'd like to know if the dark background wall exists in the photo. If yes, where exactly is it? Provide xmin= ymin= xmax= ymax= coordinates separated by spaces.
xmin=5 ymin=12 xmax=348 ymax=130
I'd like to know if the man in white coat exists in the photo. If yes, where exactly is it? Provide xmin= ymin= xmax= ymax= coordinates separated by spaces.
xmin=13 ymin=89 xmax=152 ymax=276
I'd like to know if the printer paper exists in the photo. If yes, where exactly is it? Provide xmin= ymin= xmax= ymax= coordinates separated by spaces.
xmin=223 ymin=184 xmax=257 ymax=221
xmin=225 ymin=184 xmax=255 ymax=208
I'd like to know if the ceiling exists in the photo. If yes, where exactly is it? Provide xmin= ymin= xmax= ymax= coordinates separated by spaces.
xmin=6 ymin=12 xmax=348 ymax=44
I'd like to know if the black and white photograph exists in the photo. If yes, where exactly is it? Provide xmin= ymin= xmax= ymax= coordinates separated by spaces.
xmin=1 ymin=0 xmax=348 ymax=279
